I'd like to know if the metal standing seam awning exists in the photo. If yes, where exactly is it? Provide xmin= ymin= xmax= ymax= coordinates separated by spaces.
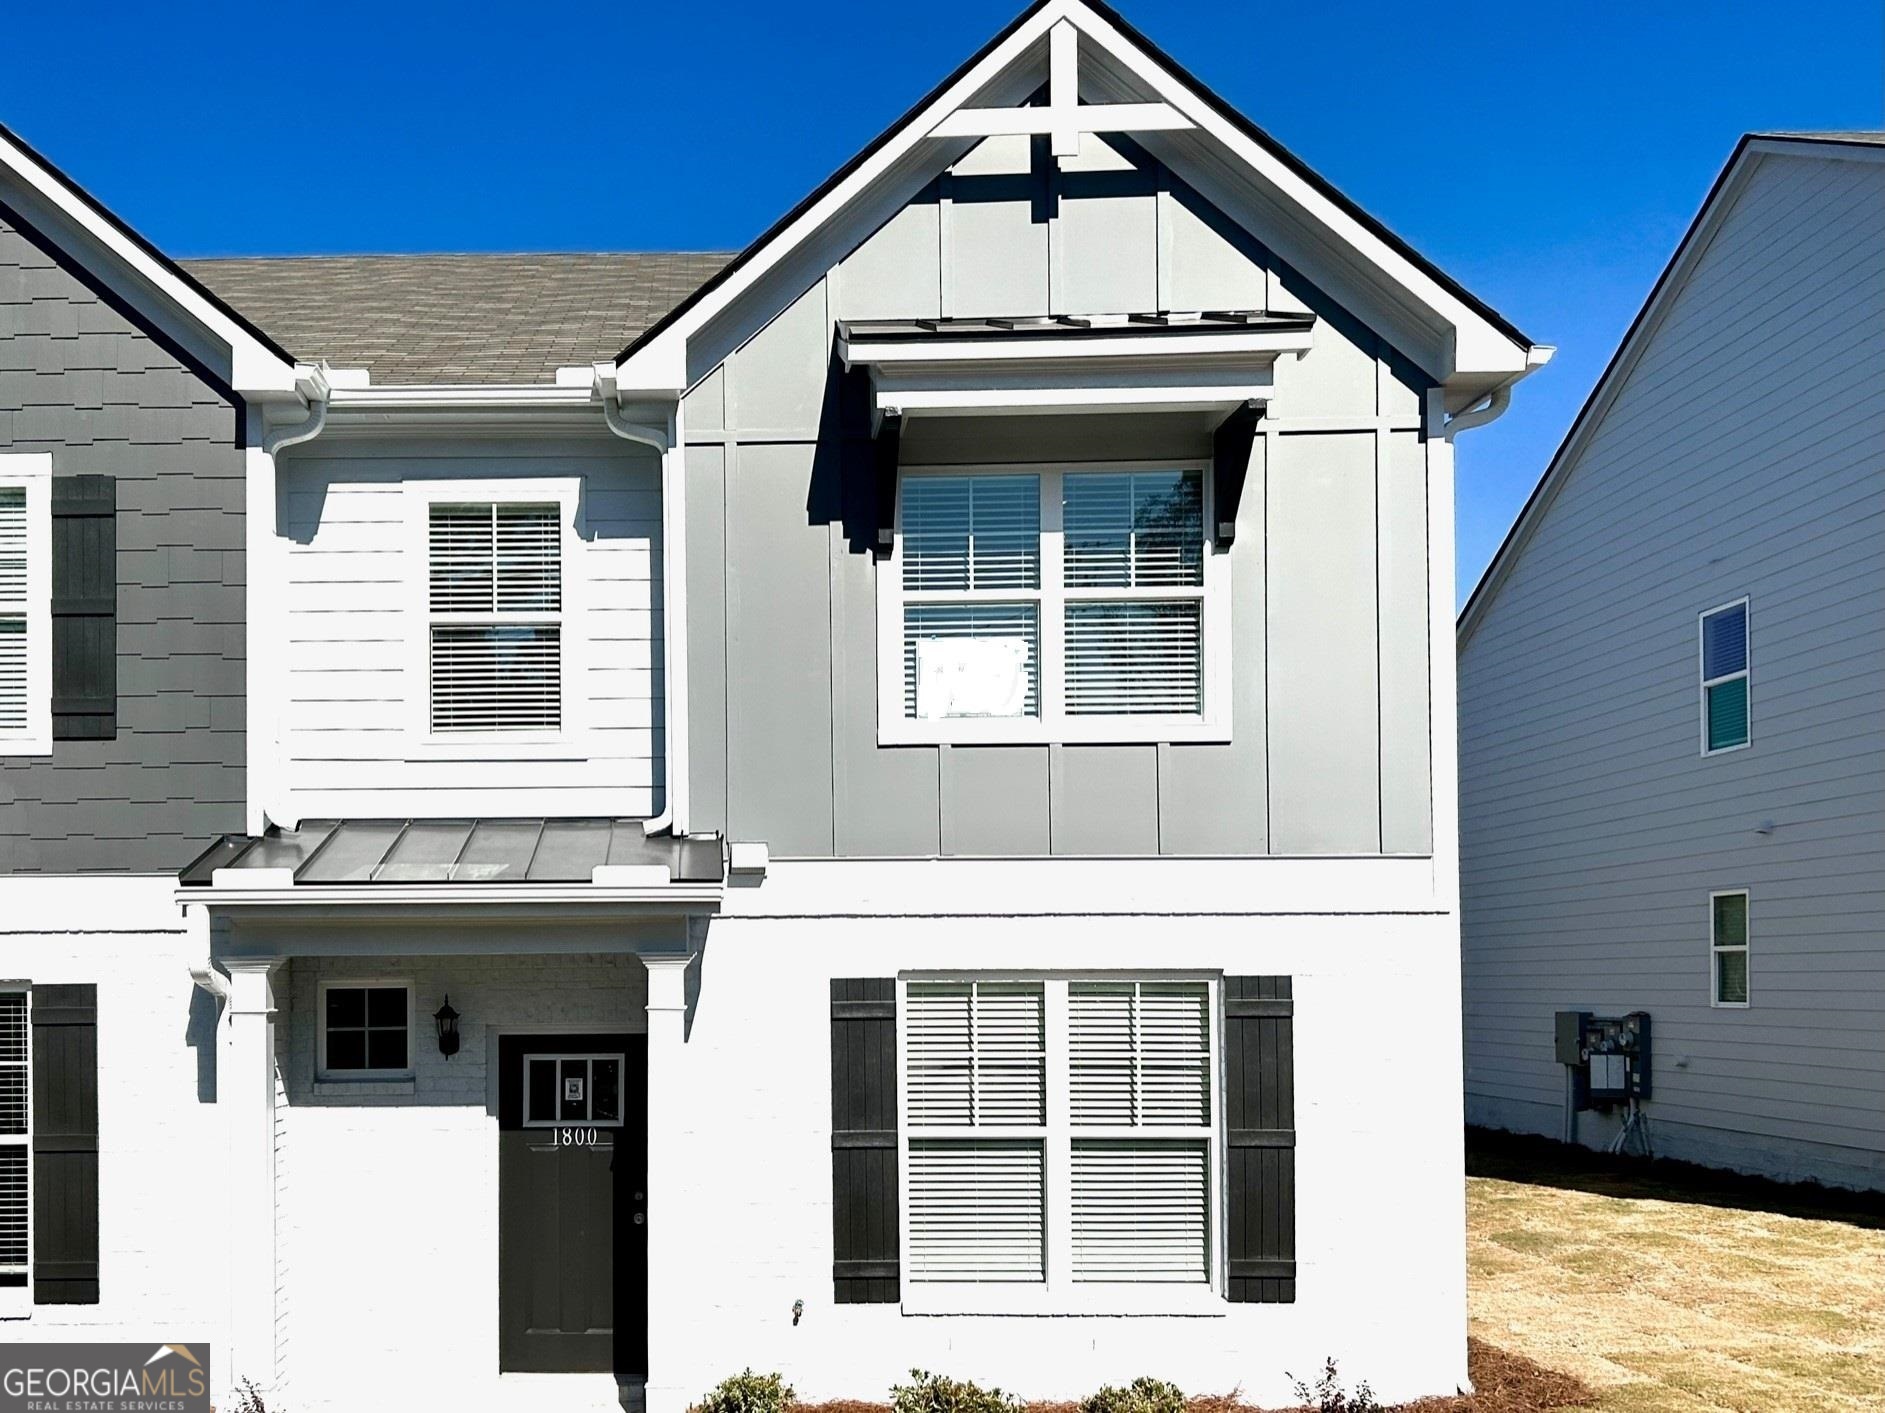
xmin=178 ymin=818 xmax=726 ymax=889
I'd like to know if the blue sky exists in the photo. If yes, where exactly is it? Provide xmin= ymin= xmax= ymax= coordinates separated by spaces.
xmin=6 ymin=1 xmax=1880 ymax=602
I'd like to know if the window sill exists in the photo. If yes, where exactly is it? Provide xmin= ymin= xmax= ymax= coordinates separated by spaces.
xmin=879 ymin=717 xmax=1230 ymax=747
xmin=313 ymin=1077 xmax=417 ymax=1098
xmin=900 ymin=1286 xmax=1225 ymax=1318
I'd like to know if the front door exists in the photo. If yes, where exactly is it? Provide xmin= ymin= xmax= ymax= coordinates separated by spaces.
xmin=498 ymin=1033 xmax=647 ymax=1379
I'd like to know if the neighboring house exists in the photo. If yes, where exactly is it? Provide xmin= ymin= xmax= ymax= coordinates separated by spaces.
xmin=1459 ymin=133 xmax=1885 ymax=1190
xmin=0 ymin=2 xmax=1548 ymax=1409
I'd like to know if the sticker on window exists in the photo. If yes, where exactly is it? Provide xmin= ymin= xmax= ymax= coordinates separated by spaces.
xmin=915 ymin=636 xmax=1031 ymax=719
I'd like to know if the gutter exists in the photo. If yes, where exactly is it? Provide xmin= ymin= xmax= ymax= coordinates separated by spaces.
xmin=1444 ymin=345 xmax=1555 ymax=440
xmin=262 ymin=363 xmax=333 ymax=455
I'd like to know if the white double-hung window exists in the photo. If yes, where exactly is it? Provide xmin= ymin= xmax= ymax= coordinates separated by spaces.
xmin=879 ymin=464 xmax=1227 ymax=744
xmin=426 ymin=499 xmax=563 ymax=734
xmin=0 ymin=990 xmax=29 ymax=1314
xmin=0 ymin=454 xmax=51 ymax=757
xmin=901 ymin=976 xmax=1219 ymax=1313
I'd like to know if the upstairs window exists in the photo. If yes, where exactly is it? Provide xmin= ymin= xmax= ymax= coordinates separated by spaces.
xmin=0 ymin=455 xmax=51 ymax=756
xmin=428 ymin=502 xmax=562 ymax=733
xmin=881 ymin=465 xmax=1225 ymax=745
xmin=1711 ymin=891 xmax=1749 ymax=1006
xmin=1699 ymin=599 xmax=1749 ymax=754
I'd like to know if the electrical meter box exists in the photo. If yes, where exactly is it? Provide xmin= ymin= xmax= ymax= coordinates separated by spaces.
xmin=1553 ymin=1010 xmax=1651 ymax=1109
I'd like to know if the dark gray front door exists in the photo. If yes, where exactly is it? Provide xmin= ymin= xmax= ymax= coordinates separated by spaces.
xmin=498 ymin=1033 xmax=647 ymax=1378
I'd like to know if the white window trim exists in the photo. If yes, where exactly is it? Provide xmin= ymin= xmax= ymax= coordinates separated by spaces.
xmin=0 ymin=455 xmax=52 ymax=759
xmin=1698 ymin=596 xmax=1750 ymax=757
xmin=402 ymin=478 xmax=588 ymax=758
xmin=316 ymin=979 xmax=417 ymax=1081
xmin=1709 ymin=889 xmax=1750 ymax=1009
xmin=896 ymin=971 xmax=1224 ymax=1318
xmin=876 ymin=461 xmax=1231 ymax=746
xmin=0 ymin=985 xmax=30 ymax=1320
xmin=521 ymin=1052 xmax=628 ymax=1129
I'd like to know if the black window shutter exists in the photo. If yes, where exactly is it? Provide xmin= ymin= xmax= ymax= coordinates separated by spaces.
xmin=1225 ymin=975 xmax=1295 ymax=1303
xmin=51 ymin=475 xmax=117 ymax=741
xmin=31 ymin=983 xmax=99 ymax=1304
xmin=830 ymin=978 xmax=898 ymax=1303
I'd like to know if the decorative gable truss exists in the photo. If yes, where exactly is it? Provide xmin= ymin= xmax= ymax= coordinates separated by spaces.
xmin=612 ymin=0 xmax=1550 ymax=415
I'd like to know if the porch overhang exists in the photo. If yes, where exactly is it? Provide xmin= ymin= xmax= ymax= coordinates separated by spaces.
xmin=177 ymin=817 xmax=727 ymax=922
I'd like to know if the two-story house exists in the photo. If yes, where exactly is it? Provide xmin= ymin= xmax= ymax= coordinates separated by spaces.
xmin=1459 ymin=132 xmax=1885 ymax=1190
xmin=0 ymin=3 xmax=1548 ymax=1410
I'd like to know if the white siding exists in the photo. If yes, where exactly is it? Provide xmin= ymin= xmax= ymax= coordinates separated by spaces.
xmin=1460 ymin=149 xmax=1885 ymax=1187
xmin=276 ymin=437 xmax=663 ymax=821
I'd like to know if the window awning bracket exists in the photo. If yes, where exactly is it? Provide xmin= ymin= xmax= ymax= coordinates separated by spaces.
xmin=873 ymin=411 xmax=903 ymax=558
xmin=1211 ymin=401 xmax=1262 ymax=547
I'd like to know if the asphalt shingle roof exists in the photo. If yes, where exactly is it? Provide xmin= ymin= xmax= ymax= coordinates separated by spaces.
xmin=180 ymin=251 xmax=729 ymax=386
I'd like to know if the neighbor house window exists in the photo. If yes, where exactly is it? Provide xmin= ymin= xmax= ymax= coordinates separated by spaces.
xmin=880 ymin=466 xmax=1225 ymax=745
xmin=1711 ymin=892 xmax=1749 ymax=1007
xmin=1700 ymin=599 xmax=1749 ymax=753
xmin=0 ymin=455 xmax=51 ymax=757
xmin=0 ymin=991 xmax=28 ymax=1303
xmin=428 ymin=502 xmax=562 ymax=732
xmin=902 ymin=977 xmax=1216 ymax=1304
xmin=319 ymin=983 xmax=414 ymax=1076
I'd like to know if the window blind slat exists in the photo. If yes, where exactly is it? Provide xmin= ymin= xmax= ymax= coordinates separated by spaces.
xmin=0 ymin=991 xmax=26 ymax=1279
xmin=429 ymin=626 xmax=561 ymax=732
xmin=1064 ymin=471 xmax=1203 ymax=589
xmin=906 ymin=981 xmax=1043 ymax=1127
xmin=908 ymin=1141 xmax=1044 ymax=1282
xmin=903 ymin=475 xmax=1039 ymax=592
xmin=0 ymin=489 xmax=29 ymax=734
xmin=905 ymin=604 xmax=1039 ymax=720
xmin=1071 ymin=1142 xmax=1209 ymax=1282
xmin=1065 ymin=602 xmax=1202 ymax=716
xmin=428 ymin=503 xmax=562 ymax=732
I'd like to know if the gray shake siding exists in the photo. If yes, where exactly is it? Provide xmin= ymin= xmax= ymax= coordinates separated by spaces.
xmin=1459 ymin=147 xmax=1885 ymax=1187
xmin=684 ymin=134 xmax=1437 ymax=858
xmin=0 ymin=214 xmax=245 ymax=873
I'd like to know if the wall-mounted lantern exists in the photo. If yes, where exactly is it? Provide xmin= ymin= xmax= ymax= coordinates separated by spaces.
xmin=435 ymin=996 xmax=461 ymax=1059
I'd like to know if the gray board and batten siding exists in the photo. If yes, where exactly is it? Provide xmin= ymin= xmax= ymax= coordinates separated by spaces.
xmin=683 ymin=131 xmax=1437 ymax=859
xmin=1458 ymin=146 xmax=1885 ymax=1187
xmin=0 ymin=212 xmax=246 ymax=873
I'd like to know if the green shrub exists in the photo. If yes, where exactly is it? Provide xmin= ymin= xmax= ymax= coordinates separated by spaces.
xmin=1288 ymin=1359 xmax=1379 ymax=1413
xmin=698 ymin=1369 xmax=796 ymax=1413
xmin=1081 ymin=1377 xmax=1186 ymax=1413
xmin=891 ymin=1368 xmax=1024 ymax=1413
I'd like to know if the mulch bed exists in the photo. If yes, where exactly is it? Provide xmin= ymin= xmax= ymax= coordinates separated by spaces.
xmin=791 ymin=1339 xmax=1595 ymax=1413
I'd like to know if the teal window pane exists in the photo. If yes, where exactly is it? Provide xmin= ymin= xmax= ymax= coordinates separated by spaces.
xmin=1712 ymin=892 xmax=1747 ymax=947
xmin=1715 ymin=949 xmax=1748 ymax=1005
xmin=1706 ymin=677 xmax=1748 ymax=750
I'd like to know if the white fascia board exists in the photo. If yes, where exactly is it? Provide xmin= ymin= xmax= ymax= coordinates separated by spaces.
xmin=618 ymin=0 xmax=1533 ymax=394
xmin=325 ymin=384 xmax=599 ymax=410
xmin=175 ymin=884 xmax=724 ymax=911
xmin=880 ymin=384 xmax=1267 ymax=419
xmin=0 ymin=127 xmax=300 ymax=398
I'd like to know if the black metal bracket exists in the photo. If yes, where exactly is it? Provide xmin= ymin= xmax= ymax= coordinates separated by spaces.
xmin=1211 ymin=401 xmax=1262 ymax=546
xmin=873 ymin=411 xmax=903 ymax=557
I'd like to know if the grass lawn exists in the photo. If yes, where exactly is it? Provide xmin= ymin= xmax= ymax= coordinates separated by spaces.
xmin=1466 ymin=1130 xmax=1885 ymax=1412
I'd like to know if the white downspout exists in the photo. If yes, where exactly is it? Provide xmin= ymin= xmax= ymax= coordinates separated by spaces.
xmin=594 ymin=365 xmax=687 ymax=838
xmin=1445 ymin=346 xmax=1555 ymax=440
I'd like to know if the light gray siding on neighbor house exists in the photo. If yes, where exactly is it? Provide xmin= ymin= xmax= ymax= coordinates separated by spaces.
xmin=1459 ymin=149 xmax=1885 ymax=1186
xmin=0 ymin=214 xmax=246 ymax=873
xmin=684 ymin=134 xmax=1436 ymax=858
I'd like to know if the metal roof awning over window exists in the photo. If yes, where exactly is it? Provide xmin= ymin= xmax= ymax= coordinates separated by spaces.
xmin=837 ymin=309 xmax=1315 ymax=421
xmin=179 ymin=818 xmax=725 ymax=889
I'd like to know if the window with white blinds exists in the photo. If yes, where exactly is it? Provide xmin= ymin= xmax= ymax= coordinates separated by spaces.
xmin=0 ymin=991 xmax=28 ymax=1291
xmin=883 ymin=465 xmax=1221 ymax=744
xmin=906 ymin=982 xmax=1046 ymax=1282
xmin=0 ymin=455 xmax=50 ymax=756
xmin=901 ymin=976 xmax=1217 ymax=1302
xmin=427 ymin=502 xmax=562 ymax=732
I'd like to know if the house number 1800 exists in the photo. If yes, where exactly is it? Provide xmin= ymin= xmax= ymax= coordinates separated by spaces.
xmin=558 ymin=1127 xmax=600 ymax=1147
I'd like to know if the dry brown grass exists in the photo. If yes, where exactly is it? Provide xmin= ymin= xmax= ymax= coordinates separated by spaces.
xmin=1467 ymin=1136 xmax=1885 ymax=1412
